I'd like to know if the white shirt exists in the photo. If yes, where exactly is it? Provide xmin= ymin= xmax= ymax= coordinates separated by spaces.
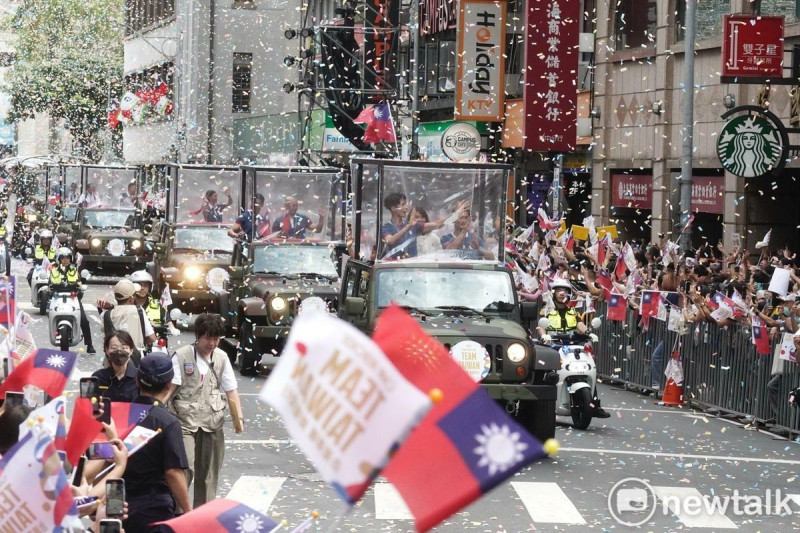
xmin=171 ymin=347 xmax=237 ymax=392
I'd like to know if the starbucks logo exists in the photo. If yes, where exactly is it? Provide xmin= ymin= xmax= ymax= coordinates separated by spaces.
xmin=717 ymin=115 xmax=783 ymax=178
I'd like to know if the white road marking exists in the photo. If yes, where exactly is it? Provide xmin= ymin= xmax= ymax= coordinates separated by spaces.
xmin=227 ymin=439 xmax=292 ymax=446
xmin=653 ymin=486 xmax=738 ymax=529
xmin=225 ymin=475 xmax=287 ymax=515
xmin=561 ymin=447 xmax=800 ymax=466
xmin=511 ymin=481 xmax=586 ymax=524
xmin=374 ymin=483 xmax=413 ymax=520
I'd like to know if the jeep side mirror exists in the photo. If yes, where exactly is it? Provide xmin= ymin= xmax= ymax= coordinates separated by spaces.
xmin=520 ymin=302 xmax=538 ymax=320
xmin=537 ymin=317 xmax=551 ymax=330
xmin=345 ymin=296 xmax=366 ymax=317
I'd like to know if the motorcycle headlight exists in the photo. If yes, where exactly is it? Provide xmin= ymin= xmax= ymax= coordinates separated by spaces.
xmin=507 ymin=342 xmax=527 ymax=363
xmin=270 ymin=296 xmax=287 ymax=312
xmin=130 ymin=239 xmax=141 ymax=250
xmin=184 ymin=266 xmax=202 ymax=281
xmin=91 ymin=238 xmax=102 ymax=248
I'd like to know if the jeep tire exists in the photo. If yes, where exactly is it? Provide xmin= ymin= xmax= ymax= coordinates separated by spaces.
xmin=517 ymin=399 xmax=556 ymax=443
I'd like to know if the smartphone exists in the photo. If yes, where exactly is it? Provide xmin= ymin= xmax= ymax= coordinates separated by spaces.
xmin=680 ymin=280 xmax=691 ymax=293
xmin=87 ymin=442 xmax=116 ymax=461
xmin=72 ymin=455 xmax=86 ymax=486
xmin=99 ymin=519 xmax=122 ymax=533
xmin=4 ymin=391 xmax=24 ymax=408
xmin=99 ymin=397 xmax=111 ymax=425
xmin=105 ymin=479 xmax=125 ymax=518
xmin=79 ymin=377 xmax=98 ymax=398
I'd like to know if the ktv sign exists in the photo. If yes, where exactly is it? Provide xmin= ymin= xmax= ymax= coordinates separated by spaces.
xmin=722 ymin=15 xmax=784 ymax=78
xmin=456 ymin=0 xmax=506 ymax=121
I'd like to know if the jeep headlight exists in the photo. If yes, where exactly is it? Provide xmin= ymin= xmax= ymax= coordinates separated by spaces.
xmin=507 ymin=342 xmax=526 ymax=363
xmin=130 ymin=239 xmax=141 ymax=250
xmin=91 ymin=238 xmax=102 ymax=248
xmin=184 ymin=266 xmax=202 ymax=281
xmin=270 ymin=296 xmax=287 ymax=312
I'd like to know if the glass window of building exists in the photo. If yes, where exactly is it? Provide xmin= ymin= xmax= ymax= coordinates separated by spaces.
xmin=675 ymin=0 xmax=731 ymax=42
xmin=232 ymin=53 xmax=253 ymax=114
xmin=614 ymin=0 xmax=657 ymax=50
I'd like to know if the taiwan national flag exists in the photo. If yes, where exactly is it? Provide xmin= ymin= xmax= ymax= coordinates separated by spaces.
xmin=614 ymin=252 xmax=628 ymax=279
xmin=156 ymin=498 xmax=278 ymax=532
xmin=64 ymin=397 xmax=103 ymax=465
xmin=641 ymin=290 xmax=661 ymax=320
xmin=0 ymin=275 xmax=16 ymax=326
xmin=374 ymin=306 xmax=546 ymax=533
xmin=537 ymin=207 xmax=561 ymax=231
xmin=354 ymin=102 xmax=396 ymax=143
xmin=751 ymin=315 xmax=771 ymax=356
xmin=0 ymin=348 xmax=77 ymax=399
xmin=596 ymin=269 xmax=613 ymax=300
xmin=608 ymin=291 xmax=627 ymax=322
xmin=109 ymin=402 xmax=153 ymax=440
xmin=597 ymin=234 xmax=610 ymax=264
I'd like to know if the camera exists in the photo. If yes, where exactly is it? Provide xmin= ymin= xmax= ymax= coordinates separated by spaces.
xmin=790 ymin=387 xmax=800 ymax=408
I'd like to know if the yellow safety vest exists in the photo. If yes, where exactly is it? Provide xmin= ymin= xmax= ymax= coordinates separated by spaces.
xmin=145 ymin=295 xmax=163 ymax=325
xmin=546 ymin=308 xmax=579 ymax=332
xmin=50 ymin=266 xmax=79 ymax=285
xmin=35 ymin=245 xmax=56 ymax=261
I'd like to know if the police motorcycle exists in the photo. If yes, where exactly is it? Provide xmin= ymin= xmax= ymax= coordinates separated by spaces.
xmin=536 ymin=280 xmax=603 ymax=430
xmin=26 ymin=230 xmax=58 ymax=314
xmin=44 ymin=249 xmax=89 ymax=352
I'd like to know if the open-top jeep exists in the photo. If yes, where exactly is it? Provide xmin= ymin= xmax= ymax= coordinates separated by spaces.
xmin=339 ymin=158 xmax=558 ymax=442
xmin=217 ymin=166 xmax=346 ymax=375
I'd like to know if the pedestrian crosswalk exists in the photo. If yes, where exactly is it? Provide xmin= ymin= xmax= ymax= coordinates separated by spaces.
xmin=222 ymin=475 xmax=799 ymax=529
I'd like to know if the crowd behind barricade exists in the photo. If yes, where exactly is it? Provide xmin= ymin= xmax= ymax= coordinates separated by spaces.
xmin=504 ymin=212 xmax=800 ymax=424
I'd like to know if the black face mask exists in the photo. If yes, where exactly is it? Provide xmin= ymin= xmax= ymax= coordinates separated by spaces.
xmin=107 ymin=351 xmax=130 ymax=367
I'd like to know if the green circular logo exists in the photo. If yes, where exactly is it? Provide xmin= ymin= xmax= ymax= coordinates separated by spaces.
xmin=717 ymin=115 xmax=783 ymax=178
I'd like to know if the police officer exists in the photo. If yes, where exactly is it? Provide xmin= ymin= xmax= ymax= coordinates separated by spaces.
xmin=27 ymin=229 xmax=56 ymax=286
xmin=123 ymin=352 xmax=191 ymax=531
xmin=48 ymin=247 xmax=95 ymax=353
xmin=538 ymin=279 xmax=610 ymax=418
xmin=129 ymin=270 xmax=176 ymax=331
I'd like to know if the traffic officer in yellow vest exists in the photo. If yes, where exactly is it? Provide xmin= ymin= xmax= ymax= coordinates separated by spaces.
xmin=537 ymin=278 xmax=610 ymax=418
xmin=130 ymin=270 xmax=177 ymax=332
xmin=47 ymin=247 xmax=96 ymax=353
xmin=167 ymin=313 xmax=244 ymax=509
xmin=27 ymin=229 xmax=56 ymax=286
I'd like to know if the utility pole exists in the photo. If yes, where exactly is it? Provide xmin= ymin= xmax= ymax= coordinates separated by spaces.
xmin=409 ymin=0 xmax=420 ymax=160
xmin=679 ymin=0 xmax=696 ymax=251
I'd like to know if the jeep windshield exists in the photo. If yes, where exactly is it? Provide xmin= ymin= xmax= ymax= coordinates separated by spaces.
xmin=376 ymin=268 xmax=515 ymax=312
xmin=83 ymin=209 xmax=138 ymax=229
xmin=174 ymin=227 xmax=234 ymax=253
xmin=252 ymin=245 xmax=338 ymax=278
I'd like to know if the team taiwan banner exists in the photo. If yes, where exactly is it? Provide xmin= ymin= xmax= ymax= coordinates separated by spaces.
xmin=374 ymin=306 xmax=545 ymax=532
xmin=0 ymin=425 xmax=79 ymax=531
xmin=260 ymin=312 xmax=432 ymax=503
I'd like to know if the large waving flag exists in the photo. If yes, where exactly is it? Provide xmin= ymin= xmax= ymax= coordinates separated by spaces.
xmin=354 ymin=102 xmax=396 ymax=143
xmin=0 ymin=348 xmax=77 ymax=399
xmin=18 ymin=396 xmax=69 ymax=450
xmin=260 ymin=311 xmax=431 ymax=503
xmin=63 ymin=397 xmax=103 ymax=465
xmin=156 ymin=498 xmax=278 ymax=532
xmin=374 ymin=306 xmax=546 ymax=532
xmin=0 ymin=425 xmax=79 ymax=530
xmin=110 ymin=402 xmax=154 ymax=440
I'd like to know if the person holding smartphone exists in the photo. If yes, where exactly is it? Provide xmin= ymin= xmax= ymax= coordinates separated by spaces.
xmin=0 ymin=404 xmax=33 ymax=456
xmin=123 ymin=352 xmax=191 ymax=531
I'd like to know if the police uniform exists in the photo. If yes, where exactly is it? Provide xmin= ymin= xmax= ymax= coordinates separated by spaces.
xmin=145 ymin=294 xmax=165 ymax=326
xmin=123 ymin=394 xmax=189 ymax=532
xmin=27 ymin=244 xmax=56 ymax=286
xmin=545 ymin=307 xmax=579 ymax=332
xmin=92 ymin=362 xmax=139 ymax=402
xmin=48 ymin=265 xmax=94 ymax=350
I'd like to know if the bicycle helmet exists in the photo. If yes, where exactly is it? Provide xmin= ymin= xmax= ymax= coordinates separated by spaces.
xmin=550 ymin=278 xmax=573 ymax=296
xmin=39 ymin=229 xmax=54 ymax=240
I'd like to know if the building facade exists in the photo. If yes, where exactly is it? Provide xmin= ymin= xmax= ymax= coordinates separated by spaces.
xmin=123 ymin=0 xmax=298 ymax=164
xmin=592 ymin=0 xmax=800 ymax=250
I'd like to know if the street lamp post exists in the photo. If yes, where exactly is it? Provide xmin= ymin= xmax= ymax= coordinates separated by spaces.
xmin=679 ymin=0 xmax=696 ymax=251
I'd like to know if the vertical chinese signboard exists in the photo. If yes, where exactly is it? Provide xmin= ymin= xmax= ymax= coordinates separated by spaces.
xmin=524 ymin=0 xmax=580 ymax=152
xmin=722 ymin=15 xmax=784 ymax=78
xmin=456 ymin=0 xmax=506 ymax=121
xmin=364 ymin=0 xmax=400 ymax=98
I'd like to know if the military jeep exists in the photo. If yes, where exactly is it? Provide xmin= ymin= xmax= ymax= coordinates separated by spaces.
xmin=73 ymin=207 xmax=151 ymax=271
xmin=339 ymin=158 xmax=558 ymax=442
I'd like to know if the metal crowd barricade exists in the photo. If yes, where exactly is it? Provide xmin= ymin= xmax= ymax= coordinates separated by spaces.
xmin=594 ymin=300 xmax=800 ymax=436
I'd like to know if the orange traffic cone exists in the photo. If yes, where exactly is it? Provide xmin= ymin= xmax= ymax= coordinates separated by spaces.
xmin=660 ymin=377 xmax=685 ymax=407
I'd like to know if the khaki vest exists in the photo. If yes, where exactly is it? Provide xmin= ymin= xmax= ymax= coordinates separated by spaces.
xmin=108 ymin=305 xmax=147 ymax=351
xmin=169 ymin=345 xmax=229 ymax=432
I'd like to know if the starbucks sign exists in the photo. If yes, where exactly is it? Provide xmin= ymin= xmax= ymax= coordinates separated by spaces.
xmin=717 ymin=110 xmax=786 ymax=178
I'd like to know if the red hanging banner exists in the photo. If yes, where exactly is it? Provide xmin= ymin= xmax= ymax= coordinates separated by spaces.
xmin=523 ymin=0 xmax=580 ymax=152
xmin=722 ymin=15 xmax=784 ymax=78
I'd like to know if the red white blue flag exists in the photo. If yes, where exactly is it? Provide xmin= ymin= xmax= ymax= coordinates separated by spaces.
xmin=608 ymin=291 xmax=627 ymax=322
xmin=374 ymin=306 xmax=545 ymax=532
xmin=156 ymin=498 xmax=279 ymax=532
xmin=0 ymin=276 xmax=16 ymax=327
xmin=751 ymin=315 xmax=771 ymax=356
xmin=0 ymin=348 xmax=77 ymax=399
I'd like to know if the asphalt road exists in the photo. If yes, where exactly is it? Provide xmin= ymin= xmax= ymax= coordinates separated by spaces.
xmin=13 ymin=259 xmax=800 ymax=532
